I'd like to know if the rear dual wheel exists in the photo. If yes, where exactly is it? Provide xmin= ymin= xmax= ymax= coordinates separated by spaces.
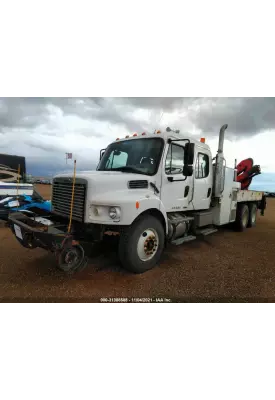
xmin=235 ymin=203 xmax=257 ymax=231
xmin=247 ymin=203 xmax=257 ymax=228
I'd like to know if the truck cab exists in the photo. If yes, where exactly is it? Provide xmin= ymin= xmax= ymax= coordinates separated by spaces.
xmin=52 ymin=129 xmax=212 ymax=226
xmin=95 ymin=129 xmax=213 ymax=214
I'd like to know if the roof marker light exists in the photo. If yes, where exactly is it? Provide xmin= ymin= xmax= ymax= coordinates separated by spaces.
xmin=200 ymin=138 xmax=206 ymax=143
xmin=133 ymin=133 xmax=138 ymax=137
xmin=125 ymin=135 xmax=129 ymax=138
xmin=142 ymin=132 xmax=146 ymax=136
xmin=116 ymin=138 xmax=120 ymax=140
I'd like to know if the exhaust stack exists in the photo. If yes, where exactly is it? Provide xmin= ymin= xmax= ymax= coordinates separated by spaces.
xmin=218 ymin=124 xmax=228 ymax=154
xmin=234 ymin=159 xmax=237 ymax=181
xmin=214 ymin=124 xmax=228 ymax=198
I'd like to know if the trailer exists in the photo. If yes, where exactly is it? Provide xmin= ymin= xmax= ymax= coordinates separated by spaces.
xmin=8 ymin=124 xmax=267 ymax=274
xmin=0 ymin=153 xmax=26 ymax=183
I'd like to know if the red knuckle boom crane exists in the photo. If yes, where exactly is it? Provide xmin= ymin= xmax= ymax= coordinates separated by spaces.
xmin=236 ymin=158 xmax=261 ymax=190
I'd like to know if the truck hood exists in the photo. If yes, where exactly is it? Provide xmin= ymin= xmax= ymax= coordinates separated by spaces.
xmin=54 ymin=171 xmax=158 ymax=196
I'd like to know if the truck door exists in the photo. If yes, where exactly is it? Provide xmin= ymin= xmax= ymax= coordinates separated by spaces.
xmin=160 ymin=142 xmax=193 ymax=211
xmin=192 ymin=149 xmax=213 ymax=210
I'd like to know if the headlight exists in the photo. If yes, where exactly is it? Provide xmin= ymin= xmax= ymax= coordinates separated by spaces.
xmin=109 ymin=207 xmax=117 ymax=219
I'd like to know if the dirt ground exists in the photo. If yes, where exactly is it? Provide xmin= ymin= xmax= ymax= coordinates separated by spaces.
xmin=1 ymin=184 xmax=275 ymax=302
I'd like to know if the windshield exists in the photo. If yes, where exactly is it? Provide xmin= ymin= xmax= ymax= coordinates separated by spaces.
xmin=97 ymin=138 xmax=164 ymax=176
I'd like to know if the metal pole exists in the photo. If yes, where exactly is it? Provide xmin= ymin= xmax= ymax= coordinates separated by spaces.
xmin=16 ymin=164 xmax=20 ymax=211
xmin=68 ymin=160 xmax=77 ymax=234
xmin=234 ymin=159 xmax=237 ymax=181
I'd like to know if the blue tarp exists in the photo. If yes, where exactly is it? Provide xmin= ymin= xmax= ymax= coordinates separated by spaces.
xmin=0 ymin=193 xmax=51 ymax=220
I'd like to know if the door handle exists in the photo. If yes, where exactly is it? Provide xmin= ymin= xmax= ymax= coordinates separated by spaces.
xmin=184 ymin=186 xmax=189 ymax=198
xmin=207 ymin=188 xmax=211 ymax=198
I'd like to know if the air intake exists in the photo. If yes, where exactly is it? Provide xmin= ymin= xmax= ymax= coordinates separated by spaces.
xmin=128 ymin=180 xmax=148 ymax=189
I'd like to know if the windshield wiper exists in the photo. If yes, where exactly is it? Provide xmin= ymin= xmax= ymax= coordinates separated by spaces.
xmin=111 ymin=166 xmax=146 ymax=174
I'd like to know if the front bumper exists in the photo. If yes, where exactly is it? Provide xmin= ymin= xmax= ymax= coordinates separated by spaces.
xmin=8 ymin=211 xmax=92 ymax=273
xmin=7 ymin=210 xmax=112 ymax=251
xmin=0 ymin=208 xmax=9 ymax=221
xmin=8 ymin=211 xmax=70 ymax=251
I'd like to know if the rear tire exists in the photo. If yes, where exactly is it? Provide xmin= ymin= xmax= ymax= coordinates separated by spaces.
xmin=118 ymin=215 xmax=165 ymax=274
xmin=235 ymin=203 xmax=249 ymax=232
xmin=247 ymin=203 xmax=257 ymax=228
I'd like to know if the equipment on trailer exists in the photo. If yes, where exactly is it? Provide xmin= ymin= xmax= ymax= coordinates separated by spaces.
xmin=0 ymin=187 xmax=51 ymax=221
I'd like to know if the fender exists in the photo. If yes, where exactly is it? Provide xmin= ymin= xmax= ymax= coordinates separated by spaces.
xmin=88 ymin=192 xmax=169 ymax=233
xmin=133 ymin=201 xmax=168 ymax=234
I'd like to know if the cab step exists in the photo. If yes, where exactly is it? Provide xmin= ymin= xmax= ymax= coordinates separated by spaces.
xmin=171 ymin=235 xmax=197 ymax=246
xmin=196 ymin=227 xmax=218 ymax=236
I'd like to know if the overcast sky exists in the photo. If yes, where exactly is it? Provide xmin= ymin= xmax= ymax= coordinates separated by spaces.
xmin=0 ymin=97 xmax=275 ymax=175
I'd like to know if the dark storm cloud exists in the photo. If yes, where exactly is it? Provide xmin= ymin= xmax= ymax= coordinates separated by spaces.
xmin=115 ymin=97 xmax=275 ymax=136
xmin=26 ymin=140 xmax=61 ymax=153
xmin=0 ymin=97 xmax=147 ymax=133
xmin=0 ymin=97 xmax=52 ymax=130
xmin=1 ymin=97 xmax=275 ymax=138
xmin=188 ymin=97 xmax=275 ymax=135
xmin=26 ymin=157 xmax=99 ymax=177
xmin=116 ymin=97 xmax=198 ymax=110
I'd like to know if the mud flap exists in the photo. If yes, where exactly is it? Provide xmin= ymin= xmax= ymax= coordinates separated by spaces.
xmin=259 ymin=194 xmax=267 ymax=216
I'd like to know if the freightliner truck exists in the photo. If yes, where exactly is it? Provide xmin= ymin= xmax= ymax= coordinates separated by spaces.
xmin=8 ymin=124 xmax=267 ymax=274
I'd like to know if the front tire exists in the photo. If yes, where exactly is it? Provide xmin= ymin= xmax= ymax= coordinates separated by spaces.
xmin=118 ymin=215 xmax=165 ymax=274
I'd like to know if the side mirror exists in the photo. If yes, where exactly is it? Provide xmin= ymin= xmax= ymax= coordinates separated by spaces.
xmin=184 ymin=143 xmax=195 ymax=165
xmin=183 ymin=142 xmax=194 ymax=176
xmin=100 ymin=149 xmax=106 ymax=160
xmin=183 ymin=165 xmax=193 ymax=177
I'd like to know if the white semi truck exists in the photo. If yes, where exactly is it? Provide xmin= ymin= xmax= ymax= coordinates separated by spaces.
xmin=8 ymin=124 xmax=267 ymax=274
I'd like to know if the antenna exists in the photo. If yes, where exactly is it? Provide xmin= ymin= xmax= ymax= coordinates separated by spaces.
xmin=152 ymin=110 xmax=165 ymax=134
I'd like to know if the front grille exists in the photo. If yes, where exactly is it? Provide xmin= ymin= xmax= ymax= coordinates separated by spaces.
xmin=128 ymin=180 xmax=148 ymax=189
xmin=52 ymin=178 xmax=87 ymax=222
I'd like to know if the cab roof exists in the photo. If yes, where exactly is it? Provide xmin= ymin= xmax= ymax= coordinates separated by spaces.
xmin=111 ymin=130 xmax=211 ymax=151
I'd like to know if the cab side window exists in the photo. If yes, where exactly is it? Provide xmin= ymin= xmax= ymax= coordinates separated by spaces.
xmin=195 ymin=153 xmax=209 ymax=178
xmin=165 ymin=144 xmax=185 ymax=175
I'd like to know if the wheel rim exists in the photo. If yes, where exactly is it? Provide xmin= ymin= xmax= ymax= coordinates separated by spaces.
xmin=242 ymin=208 xmax=249 ymax=227
xmin=65 ymin=249 xmax=78 ymax=265
xmin=137 ymin=228 xmax=159 ymax=261
xmin=62 ymin=248 xmax=80 ymax=272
